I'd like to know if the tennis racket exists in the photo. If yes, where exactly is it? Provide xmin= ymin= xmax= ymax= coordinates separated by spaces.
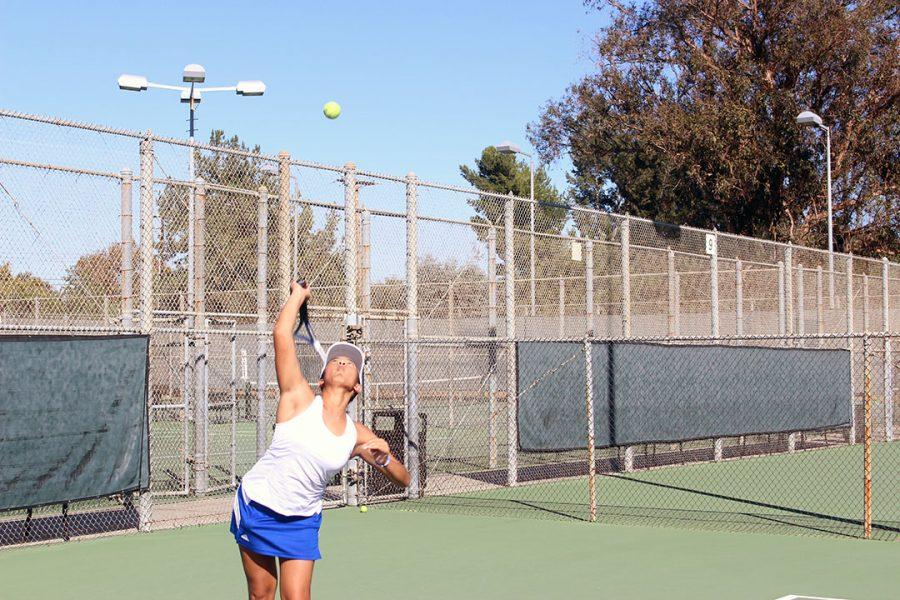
xmin=292 ymin=280 xmax=327 ymax=368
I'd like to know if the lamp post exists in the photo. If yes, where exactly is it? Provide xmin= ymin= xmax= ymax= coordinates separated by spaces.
xmin=497 ymin=141 xmax=536 ymax=316
xmin=796 ymin=110 xmax=834 ymax=305
xmin=118 ymin=65 xmax=265 ymax=316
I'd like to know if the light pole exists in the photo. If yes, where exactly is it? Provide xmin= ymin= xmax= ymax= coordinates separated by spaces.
xmin=796 ymin=110 xmax=834 ymax=305
xmin=497 ymin=141 xmax=536 ymax=317
xmin=118 ymin=65 xmax=266 ymax=314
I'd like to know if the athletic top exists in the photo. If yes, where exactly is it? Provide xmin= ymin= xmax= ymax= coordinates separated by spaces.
xmin=241 ymin=396 xmax=357 ymax=517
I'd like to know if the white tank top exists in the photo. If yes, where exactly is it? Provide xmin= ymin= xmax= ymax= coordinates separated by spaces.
xmin=240 ymin=396 xmax=357 ymax=516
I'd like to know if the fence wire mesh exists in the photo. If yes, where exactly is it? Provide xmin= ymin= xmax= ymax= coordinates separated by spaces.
xmin=1 ymin=109 xmax=897 ymax=547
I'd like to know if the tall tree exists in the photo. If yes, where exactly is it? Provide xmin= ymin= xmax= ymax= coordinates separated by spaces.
xmin=460 ymin=147 xmax=585 ymax=299
xmin=156 ymin=130 xmax=343 ymax=314
xmin=460 ymin=146 xmax=567 ymax=235
xmin=0 ymin=262 xmax=55 ymax=318
xmin=530 ymin=0 xmax=898 ymax=259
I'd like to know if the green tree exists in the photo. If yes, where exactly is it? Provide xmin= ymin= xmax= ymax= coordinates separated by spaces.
xmin=460 ymin=146 xmax=567 ymax=235
xmin=156 ymin=130 xmax=343 ymax=314
xmin=459 ymin=147 xmax=585 ymax=304
xmin=530 ymin=0 xmax=898 ymax=259
xmin=0 ymin=262 xmax=55 ymax=318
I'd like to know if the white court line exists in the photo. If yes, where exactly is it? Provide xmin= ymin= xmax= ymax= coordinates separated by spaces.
xmin=774 ymin=595 xmax=851 ymax=600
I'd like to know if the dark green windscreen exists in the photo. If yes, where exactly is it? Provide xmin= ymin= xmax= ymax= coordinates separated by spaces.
xmin=0 ymin=335 xmax=150 ymax=511
xmin=517 ymin=341 xmax=851 ymax=452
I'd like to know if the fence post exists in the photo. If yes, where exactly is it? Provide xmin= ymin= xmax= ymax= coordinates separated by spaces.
xmin=863 ymin=335 xmax=872 ymax=539
xmin=674 ymin=272 xmax=681 ymax=335
xmin=620 ymin=217 xmax=631 ymax=337
xmin=586 ymin=241 xmax=594 ymax=336
xmin=405 ymin=172 xmax=421 ymax=497
xmin=787 ymin=264 xmax=806 ymax=453
xmin=344 ymin=162 xmax=359 ymax=321
xmin=847 ymin=255 xmax=854 ymax=333
xmin=847 ymin=255 xmax=856 ymax=444
xmin=710 ymin=235 xmax=719 ymax=338
xmin=862 ymin=275 xmax=870 ymax=332
xmin=488 ymin=228 xmax=498 ymax=468
xmin=816 ymin=266 xmax=824 ymax=340
xmin=558 ymin=278 xmax=565 ymax=338
xmin=120 ymin=170 xmax=134 ymax=329
xmin=193 ymin=179 xmax=208 ymax=494
xmin=505 ymin=194 xmax=518 ymax=486
xmin=778 ymin=261 xmax=786 ymax=336
xmin=138 ymin=135 xmax=154 ymax=532
xmin=448 ymin=285 xmax=455 ymax=428
xmin=735 ymin=259 xmax=743 ymax=337
xmin=667 ymin=249 xmax=676 ymax=337
xmin=711 ymin=235 xmax=723 ymax=461
xmin=585 ymin=338 xmax=596 ymax=522
xmin=884 ymin=258 xmax=893 ymax=440
xmin=256 ymin=186 xmax=269 ymax=460
xmin=797 ymin=265 xmax=805 ymax=337
xmin=785 ymin=244 xmax=794 ymax=334
xmin=277 ymin=151 xmax=292 ymax=305
xmin=361 ymin=210 xmax=371 ymax=314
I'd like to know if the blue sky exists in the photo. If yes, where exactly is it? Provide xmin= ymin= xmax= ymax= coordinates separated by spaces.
xmin=0 ymin=0 xmax=606 ymax=189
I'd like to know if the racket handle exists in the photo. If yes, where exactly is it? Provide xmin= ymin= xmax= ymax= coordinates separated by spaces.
xmin=289 ymin=279 xmax=309 ymax=293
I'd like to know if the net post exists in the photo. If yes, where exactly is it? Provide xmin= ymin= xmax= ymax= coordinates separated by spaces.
xmin=277 ymin=151 xmax=292 ymax=306
xmin=488 ymin=227 xmax=498 ymax=468
xmin=137 ymin=134 xmax=154 ymax=532
xmin=863 ymin=335 xmax=872 ymax=539
xmin=884 ymin=259 xmax=893 ymax=440
xmin=620 ymin=216 xmax=631 ymax=337
xmin=667 ymin=248 xmax=676 ymax=337
xmin=585 ymin=240 xmax=594 ymax=336
xmin=256 ymin=185 xmax=269 ymax=460
xmin=193 ymin=179 xmax=208 ymax=494
xmin=120 ymin=169 xmax=134 ymax=329
xmin=405 ymin=171 xmax=421 ymax=498
xmin=505 ymin=194 xmax=518 ymax=486
xmin=735 ymin=259 xmax=743 ymax=337
xmin=585 ymin=337 xmax=596 ymax=522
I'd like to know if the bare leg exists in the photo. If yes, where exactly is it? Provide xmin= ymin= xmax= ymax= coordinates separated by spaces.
xmin=240 ymin=546 xmax=278 ymax=600
xmin=278 ymin=558 xmax=315 ymax=600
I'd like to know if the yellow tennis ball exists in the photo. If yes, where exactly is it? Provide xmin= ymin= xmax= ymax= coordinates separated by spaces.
xmin=359 ymin=505 xmax=368 ymax=513
xmin=323 ymin=101 xmax=341 ymax=119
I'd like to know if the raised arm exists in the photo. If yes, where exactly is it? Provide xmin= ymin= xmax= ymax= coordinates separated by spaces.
xmin=272 ymin=281 xmax=315 ymax=421
xmin=352 ymin=422 xmax=411 ymax=488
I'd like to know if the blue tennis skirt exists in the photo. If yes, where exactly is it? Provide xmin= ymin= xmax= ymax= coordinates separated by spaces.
xmin=230 ymin=486 xmax=322 ymax=560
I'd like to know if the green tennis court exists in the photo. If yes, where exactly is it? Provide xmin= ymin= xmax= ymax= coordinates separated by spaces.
xmin=2 ymin=509 xmax=898 ymax=600
xmin=403 ymin=442 xmax=900 ymax=540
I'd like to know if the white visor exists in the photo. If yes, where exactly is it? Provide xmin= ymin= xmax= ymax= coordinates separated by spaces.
xmin=320 ymin=342 xmax=365 ymax=387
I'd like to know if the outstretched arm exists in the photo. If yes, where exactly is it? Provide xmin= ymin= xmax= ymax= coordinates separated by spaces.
xmin=352 ymin=422 xmax=411 ymax=488
xmin=272 ymin=281 xmax=315 ymax=421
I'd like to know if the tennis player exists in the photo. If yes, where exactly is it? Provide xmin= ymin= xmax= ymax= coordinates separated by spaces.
xmin=231 ymin=281 xmax=411 ymax=600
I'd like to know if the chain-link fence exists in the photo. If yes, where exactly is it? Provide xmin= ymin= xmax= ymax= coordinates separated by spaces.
xmin=1 ymin=109 xmax=897 ymax=546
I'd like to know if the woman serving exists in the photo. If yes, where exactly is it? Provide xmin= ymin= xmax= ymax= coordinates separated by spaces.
xmin=231 ymin=281 xmax=411 ymax=600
